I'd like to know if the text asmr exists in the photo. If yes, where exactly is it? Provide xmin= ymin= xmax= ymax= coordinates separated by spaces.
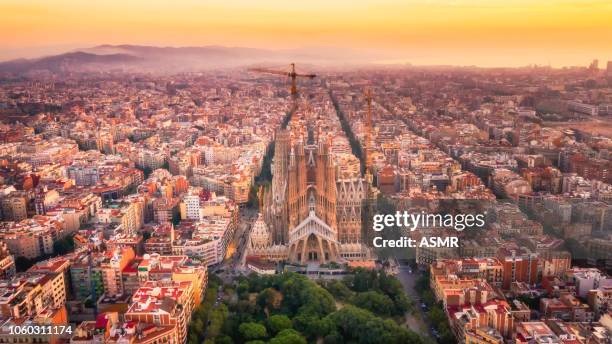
xmin=372 ymin=211 xmax=486 ymax=248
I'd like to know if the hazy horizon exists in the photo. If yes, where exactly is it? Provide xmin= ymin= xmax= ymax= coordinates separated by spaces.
xmin=2 ymin=0 xmax=612 ymax=68
xmin=1 ymin=43 xmax=610 ymax=70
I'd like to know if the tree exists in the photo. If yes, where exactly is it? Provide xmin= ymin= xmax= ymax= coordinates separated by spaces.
xmin=428 ymin=306 xmax=446 ymax=324
xmin=351 ymin=291 xmax=394 ymax=317
xmin=326 ymin=305 xmax=425 ymax=344
xmin=342 ymin=268 xmax=412 ymax=316
xmin=142 ymin=166 xmax=153 ymax=179
xmin=267 ymin=315 xmax=292 ymax=335
xmin=208 ymin=274 xmax=223 ymax=289
xmin=230 ymin=300 xmax=258 ymax=317
xmin=190 ymin=318 xmax=204 ymax=338
xmin=216 ymin=336 xmax=233 ymax=344
xmin=438 ymin=326 xmax=455 ymax=344
xmin=247 ymin=185 xmax=259 ymax=209
xmin=223 ymin=312 xmax=255 ymax=340
xmin=257 ymin=287 xmax=283 ymax=314
xmin=239 ymin=322 xmax=268 ymax=341
xmin=517 ymin=295 xmax=542 ymax=310
xmin=421 ymin=290 xmax=435 ymax=307
xmin=376 ymin=270 xmax=413 ymax=314
xmin=187 ymin=286 xmax=219 ymax=342
xmin=565 ymin=238 xmax=588 ymax=262
xmin=246 ymin=273 xmax=269 ymax=293
xmin=323 ymin=331 xmax=343 ymax=344
xmin=255 ymin=142 xmax=275 ymax=184
xmin=427 ymin=304 xmax=456 ymax=344
xmin=15 ymin=256 xmax=35 ymax=272
xmin=237 ymin=280 xmax=250 ymax=300
xmin=279 ymin=274 xmax=311 ymax=314
xmin=172 ymin=210 xmax=181 ymax=226
xmin=187 ymin=333 xmax=199 ymax=344
xmin=297 ymin=285 xmax=336 ymax=317
xmin=293 ymin=314 xmax=333 ymax=340
xmin=53 ymin=235 xmax=75 ymax=255
xmin=269 ymin=329 xmax=307 ymax=344
xmin=323 ymin=280 xmax=353 ymax=301
xmin=206 ymin=304 xmax=228 ymax=339
xmin=415 ymin=273 xmax=430 ymax=292
xmin=15 ymin=253 xmax=54 ymax=272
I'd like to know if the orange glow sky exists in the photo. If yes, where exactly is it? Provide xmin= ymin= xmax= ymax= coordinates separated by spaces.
xmin=1 ymin=0 xmax=612 ymax=67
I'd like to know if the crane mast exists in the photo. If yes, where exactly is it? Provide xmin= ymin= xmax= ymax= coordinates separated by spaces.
xmin=289 ymin=63 xmax=298 ymax=96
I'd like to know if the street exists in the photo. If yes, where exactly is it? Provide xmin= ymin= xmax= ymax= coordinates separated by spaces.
xmin=396 ymin=263 xmax=435 ymax=341
xmin=217 ymin=208 xmax=258 ymax=281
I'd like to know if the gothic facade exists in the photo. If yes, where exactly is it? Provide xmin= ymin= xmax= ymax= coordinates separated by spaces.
xmin=255 ymin=128 xmax=370 ymax=265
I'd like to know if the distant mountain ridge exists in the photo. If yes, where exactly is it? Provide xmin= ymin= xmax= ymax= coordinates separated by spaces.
xmin=0 ymin=44 xmax=376 ymax=74
xmin=0 ymin=51 xmax=142 ymax=73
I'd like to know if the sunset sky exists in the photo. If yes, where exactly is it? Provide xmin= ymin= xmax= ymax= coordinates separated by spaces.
xmin=1 ymin=0 xmax=612 ymax=67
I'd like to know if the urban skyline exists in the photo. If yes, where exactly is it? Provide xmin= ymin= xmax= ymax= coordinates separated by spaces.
xmin=0 ymin=2 xmax=611 ymax=344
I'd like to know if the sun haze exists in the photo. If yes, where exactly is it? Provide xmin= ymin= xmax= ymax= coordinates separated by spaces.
xmin=1 ymin=0 xmax=612 ymax=66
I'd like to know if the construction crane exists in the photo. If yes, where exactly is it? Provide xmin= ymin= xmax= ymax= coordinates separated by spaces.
xmin=249 ymin=63 xmax=316 ymax=97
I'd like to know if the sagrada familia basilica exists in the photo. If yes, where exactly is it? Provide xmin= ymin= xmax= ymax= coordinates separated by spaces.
xmin=247 ymin=102 xmax=373 ymax=266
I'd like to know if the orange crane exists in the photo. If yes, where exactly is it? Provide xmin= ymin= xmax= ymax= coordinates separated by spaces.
xmin=249 ymin=63 xmax=316 ymax=97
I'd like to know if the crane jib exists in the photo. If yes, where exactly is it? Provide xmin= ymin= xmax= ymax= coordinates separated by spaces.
xmin=249 ymin=63 xmax=316 ymax=96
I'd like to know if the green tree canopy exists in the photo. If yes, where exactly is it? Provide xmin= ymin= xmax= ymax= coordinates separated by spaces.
xmin=323 ymin=280 xmax=354 ymax=301
xmin=53 ymin=235 xmax=75 ymax=255
xmin=269 ymin=329 xmax=307 ymax=344
xmin=326 ymin=305 xmax=425 ymax=344
xmin=239 ymin=322 xmax=268 ymax=341
xmin=297 ymin=285 xmax=336 ymax=317
xmin=293 ymin=314 xmax=333 ymax=340
xmin=268 ymin=314 xmax=293 ymax=335
xmin=351 ymin=291 xmax=395 ymax=317
xmin=257 ymin=287 xmax=283 ymax=312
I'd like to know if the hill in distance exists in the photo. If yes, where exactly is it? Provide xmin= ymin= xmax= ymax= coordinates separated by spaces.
xmin=0 ymin=45 xmax=379 ymax=74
